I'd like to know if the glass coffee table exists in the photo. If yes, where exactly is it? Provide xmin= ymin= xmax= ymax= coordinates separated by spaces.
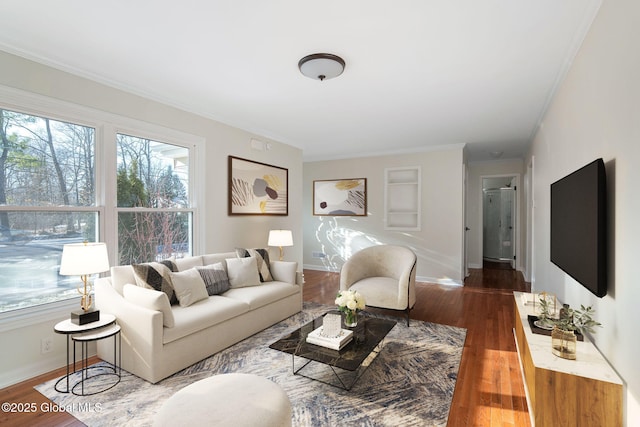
xmin=269 ymin=311 xmax=396 ymax=390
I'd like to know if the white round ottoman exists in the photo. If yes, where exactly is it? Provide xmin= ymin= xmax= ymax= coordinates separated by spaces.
xmin=154 ymin=373 xmax=291 ymax=427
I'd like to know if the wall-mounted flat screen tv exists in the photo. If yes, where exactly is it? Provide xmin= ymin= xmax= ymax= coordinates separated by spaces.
xmin=550 ymin=158 xmax=607 ymax=297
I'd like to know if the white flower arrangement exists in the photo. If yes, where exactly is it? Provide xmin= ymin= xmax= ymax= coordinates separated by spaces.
xmin=335 ymin=290 xmax=366 ymax=312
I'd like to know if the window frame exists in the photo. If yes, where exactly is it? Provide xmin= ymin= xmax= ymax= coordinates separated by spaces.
xmin=113 ymin=127 xmax=197 ymax=264
xmin=0 ymin=85 xmax=204 ymax=329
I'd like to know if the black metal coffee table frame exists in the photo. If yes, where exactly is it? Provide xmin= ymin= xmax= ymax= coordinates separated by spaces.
xmin=270 ymin=311 xmax=396 ymax=390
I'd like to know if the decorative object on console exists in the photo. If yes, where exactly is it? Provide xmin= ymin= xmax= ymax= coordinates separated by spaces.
xmin=59 ymin=242 xmax=109 ymax=325
xmin=313 ymin=178 xmax=367 ymax=216
xmin=298 ymin=53 xmax=345 ymax=81
xmin=526 ymin=315 xmax=583 ymax=341
xmin=551 ymin=327 xmax=577 ymax=360
xmin=534 ymin=294 xmax=555 ymax=330
xmin=335 ymin=289 xmax=366 ymax=327
xmin=267 ymin=230 xmax=293 ymax=261
xmin=551 ymin=304 xmax=601 ymax=360
xmin=228 ymin=156 xmax=288 ymax=216
xmin=534 ymin=291 xmax=557 ymax=319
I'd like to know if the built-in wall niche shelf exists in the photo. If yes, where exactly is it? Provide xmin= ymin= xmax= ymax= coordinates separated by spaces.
xmin=384 ymin=166 xmax=421 ymax=231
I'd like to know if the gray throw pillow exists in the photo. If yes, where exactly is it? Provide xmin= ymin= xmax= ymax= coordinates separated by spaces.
xmin=196 ymin=263 xmax=231 ymax=296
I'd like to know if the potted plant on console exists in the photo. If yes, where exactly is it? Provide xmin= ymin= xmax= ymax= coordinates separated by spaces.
xmin=551 ymin=304 xmax=601 ymax=360
xmin=536 ymin=296 xmax=555 ymax=329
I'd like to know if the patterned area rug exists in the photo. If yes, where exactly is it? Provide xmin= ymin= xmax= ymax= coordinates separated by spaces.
xmin=35 ymin=302 xmax=466 ymax=426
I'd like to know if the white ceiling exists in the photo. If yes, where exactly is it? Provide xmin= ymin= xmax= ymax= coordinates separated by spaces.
xmin=0 ymin=0 xmax=600 ymax=162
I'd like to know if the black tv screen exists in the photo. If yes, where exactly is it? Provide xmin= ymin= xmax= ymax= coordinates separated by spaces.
xmin=550 ymin=158 xmax=607 ymax=297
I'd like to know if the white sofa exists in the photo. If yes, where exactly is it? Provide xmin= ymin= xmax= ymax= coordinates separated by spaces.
xmin=95 ymin=251 xmax=301 ymax=383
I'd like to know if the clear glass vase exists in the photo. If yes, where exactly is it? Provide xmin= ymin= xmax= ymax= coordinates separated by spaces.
xmin=344 ymin=309 xmax=358 ymax=327
xmin=551 ymin=326 xmax=577 ymax=360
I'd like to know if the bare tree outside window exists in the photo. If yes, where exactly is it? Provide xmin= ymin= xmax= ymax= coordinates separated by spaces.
xmin=116 ymin=134 xmax=191 ymax=265
xmin=0 ymin=105 xmax=197 ymax=314
xmin=0 ymin=109 xmax=195 ymax=313
xmin=0 ymin=109 xmax=98 ymax=313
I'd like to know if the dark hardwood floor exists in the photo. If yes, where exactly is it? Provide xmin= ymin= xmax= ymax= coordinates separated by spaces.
xmin=1 ymin=266 xmax=531 ymax=427
xmin=0 ymin=357 xmax=99 ymax=427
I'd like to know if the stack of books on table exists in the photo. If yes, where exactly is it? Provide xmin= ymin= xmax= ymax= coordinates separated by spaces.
xmin=306 ymin=326 xmax=353 ymax=350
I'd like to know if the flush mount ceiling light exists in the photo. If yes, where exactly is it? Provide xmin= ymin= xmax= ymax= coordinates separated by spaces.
xmin=298 ymin=53 xmax=345 ymax=81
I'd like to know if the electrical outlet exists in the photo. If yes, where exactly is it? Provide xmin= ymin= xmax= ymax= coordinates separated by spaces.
xmin=312 ymin=251 xmax=326 ymax=259
xmin=41 ymin=337 xmax=53 ymax=354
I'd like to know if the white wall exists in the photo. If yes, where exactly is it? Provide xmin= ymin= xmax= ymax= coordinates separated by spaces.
xmin=303 ymin=147 xmax=464 ymax=284
xmin=0 ymin=50 xmax=303 ymax=388
xmin=528 ymin=0 xmax=640 ymax=421
xmin=465 ymin=159 xmax=526 ymax=271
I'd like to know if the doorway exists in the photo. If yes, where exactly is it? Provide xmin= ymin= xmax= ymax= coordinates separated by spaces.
xmin=482 ymin=176 xmax=516 ymax=269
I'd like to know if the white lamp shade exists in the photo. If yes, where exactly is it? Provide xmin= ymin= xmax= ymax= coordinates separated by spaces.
xmin=59 ymin=242 xmax=110 ymax=276
xmin=268 ymin=230 xmax=293 ymax=247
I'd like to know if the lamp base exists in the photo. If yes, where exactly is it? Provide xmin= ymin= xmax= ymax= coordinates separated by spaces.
xmin=71 ymin=309 xmax=100 ymax=325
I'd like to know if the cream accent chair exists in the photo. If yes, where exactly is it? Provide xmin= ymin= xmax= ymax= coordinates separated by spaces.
xmin=339 ymin=245 xmax=417 ymax=326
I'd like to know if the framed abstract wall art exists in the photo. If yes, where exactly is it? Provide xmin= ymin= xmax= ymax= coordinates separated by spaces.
xmin=228 ymin=156 xmax=288 ymax=215
xmin=313 ymin=178 xmax=367 ymax=216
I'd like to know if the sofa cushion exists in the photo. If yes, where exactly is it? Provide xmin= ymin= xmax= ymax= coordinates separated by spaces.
xmin=110 ymin=265 xmax=136 ymax=295
xmin=164 ymin=296 xmax=250 ymax=344
xmin=196 ymin=263 xmax=231 ymax=296
xmin=175 ymin=256 xmax=204 ymax=271
xmin=348 ymin=277 xmax=404 ymax=310
xmin=133 ymin=260 xmax=179 ymax=305
xmin=123 ymin=284 xmax=175 ymax=328
xmin=226 ymin=257 xmax=261 ymax=288
xmin=202 ymin=252 xmax=237 ymax=269
xmin=235 ymin=248 xmax=273 ymax=282
xmin=170 ymin=268 xmax=209 ymax=307
xmin=222 ymin=281 xmax=299 ymax=310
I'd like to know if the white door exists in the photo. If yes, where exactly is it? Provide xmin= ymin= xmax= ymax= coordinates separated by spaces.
xmin=482 ymin=176 xmax=517 ymax=267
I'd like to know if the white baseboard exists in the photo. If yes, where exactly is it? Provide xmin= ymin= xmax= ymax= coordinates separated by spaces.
xmin=303 ymin=264 xmax=338 ymax=273
xmin=0 ymin=347 xmax=97 ymax=390
xmin=0 ymin=357 xmax=64 ymax=389
xmin=418 ymin=276 xmax=463 ymax=286
xmin=303 ymin=265 xmax=463 ymax=287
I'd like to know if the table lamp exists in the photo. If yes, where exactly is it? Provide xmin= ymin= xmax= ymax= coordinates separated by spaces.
xmin=268 ymin=230 xmax=293 ymax=261
xmin=59 ymin=242 xmax=110 ymax=325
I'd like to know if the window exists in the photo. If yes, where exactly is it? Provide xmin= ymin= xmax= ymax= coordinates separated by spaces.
xmin=0 ymin=108 xmax=99 ymax=312
xmin=0 ymin=98 xmax=200 ymax=316
xmin=116 ymin=134 xmax=192 ymax=265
